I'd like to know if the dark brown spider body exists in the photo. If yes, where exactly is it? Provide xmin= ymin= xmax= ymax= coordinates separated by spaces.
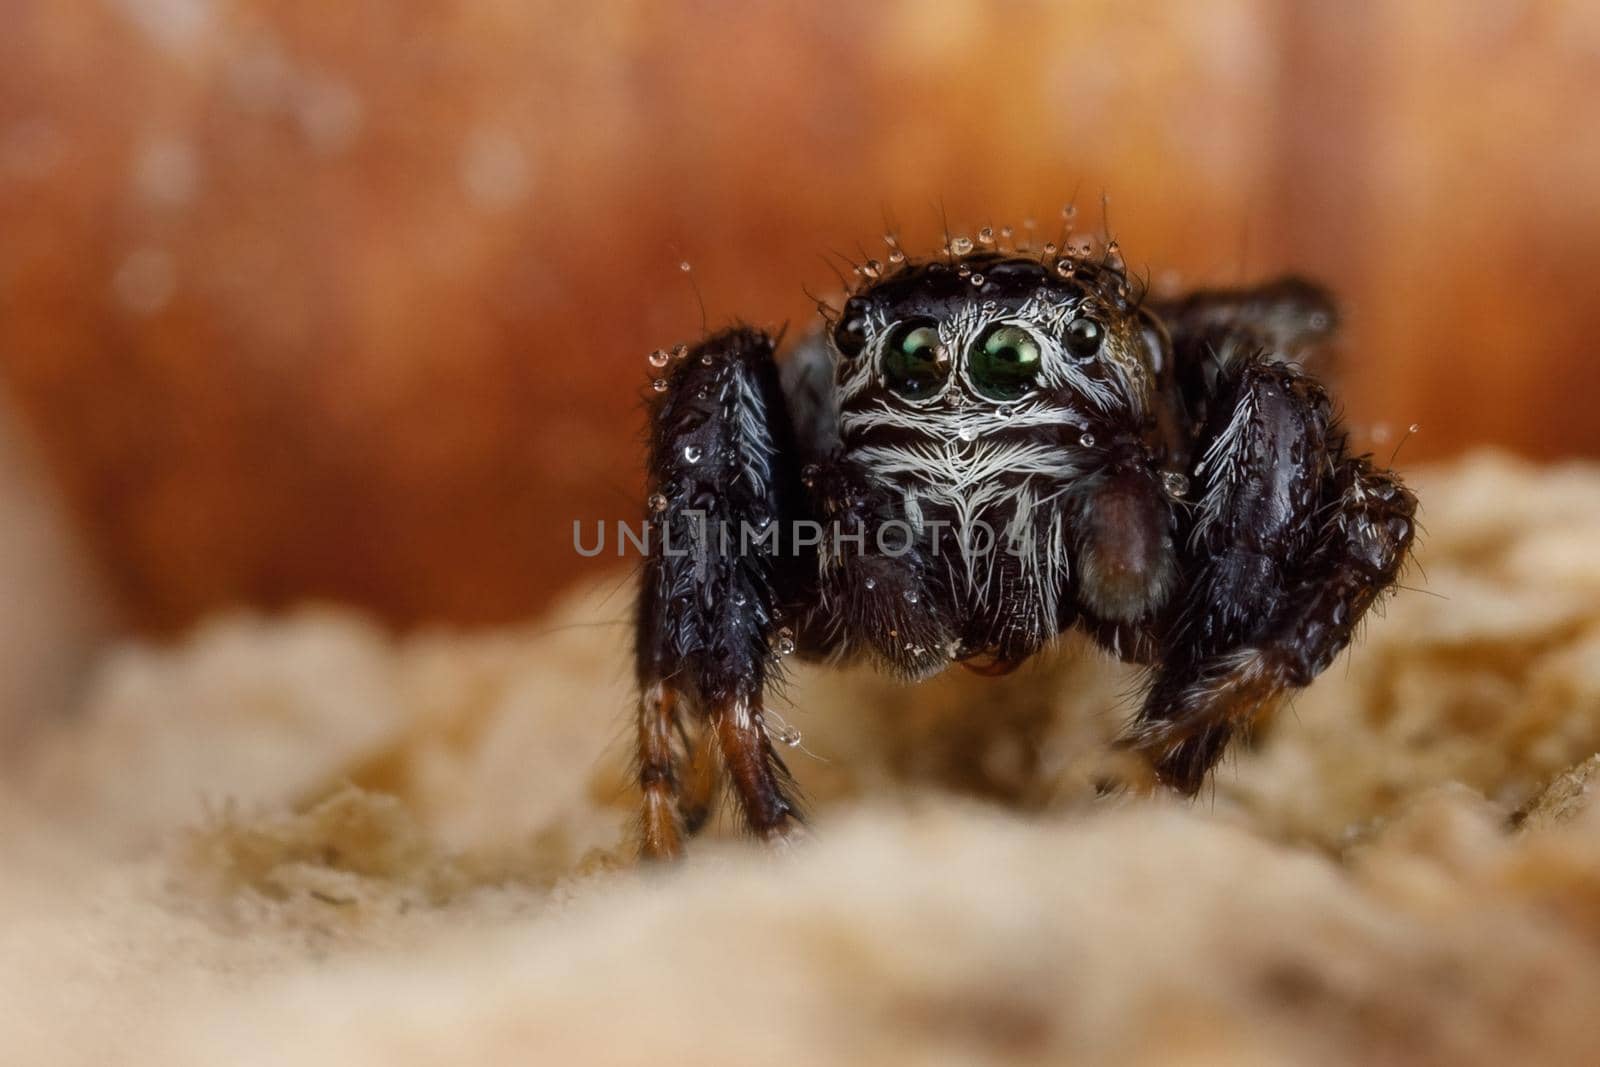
xmin=633 ymin=238 xmax=1416 ymax=860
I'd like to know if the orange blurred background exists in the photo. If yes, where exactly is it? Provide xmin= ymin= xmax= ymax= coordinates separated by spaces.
xmin=2 ymin=0 xmax=1598 ymax=632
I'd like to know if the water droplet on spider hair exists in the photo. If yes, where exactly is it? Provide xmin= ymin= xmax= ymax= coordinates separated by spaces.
xmin=1078 ymin=432 xmax=1096 ymax=448
xmin=861 ymin=258 xmax=883 ymax=279
xmin=1408 ymin=422 xmax=1421 ymax=434
xmin=672 ymin=343 xmax=689 ymax=360
xmin=774 ymin=725 xmax=803 ymax=747
xmin=996 ymin=404 xmax=1013 ymax=420
xmin=969 ymin=274 xmax=985 ymax=287
xmin=771 ymin=627 xmax=797 ymax=656
xmin=683 ymin=444 xmax=703 ymax=463
xmin=957 ymin=425 xmax=977 ymax=442
xmin=863 ymin=576 xmax=878 ymax=591
xmin=976 ymin=227 xmax=995 ymax=247
xmin=651 ymin=378 xmax=668 ymax=393
xmin=1161 ymin=471 xmax=1190 ymax=499
xmin=679 ymin=260 xmax=692 ymax=272
xmin=888 ymin=250 xmax=906 ymax=264
xmin=950 ymin=235 xmax=974 ymax=256
xmin=648 ymin=492 xmax=669 ymax=512
xmin=903 ymin=589 xmax=919 ymax=605
xmin=648 ymin=349 xmax=670 ymax=368
xmin=1055 ymin=258 xmax=1075 ymax=278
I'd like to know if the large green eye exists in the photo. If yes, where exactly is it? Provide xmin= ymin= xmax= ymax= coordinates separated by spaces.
xmin=882 ymin=318 xmax=948 ymax=398
xmin=971 ymin=324 xmax=1042 ymax=400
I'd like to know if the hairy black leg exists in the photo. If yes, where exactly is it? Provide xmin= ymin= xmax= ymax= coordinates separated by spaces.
xmin=1155 ymin=278 xmax=1342 ymax=431
xmin=777 ymin=332 xmax=842 ymax=462
xmin=804 ymin=456 xmax=956 ymax=679
xmin=1154 ymin=276 xmax=1339 ymax=370
xmin=1123 ymin=357 xmax=1415 ymax=792
xmin=635 ymin=326 xmax=808 ymax=858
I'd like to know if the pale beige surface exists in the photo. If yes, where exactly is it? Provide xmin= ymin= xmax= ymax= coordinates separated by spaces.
xmin=0 ymin=397 xmax=112 ymax=748
xmin=4 ymin=451 xmax=1600 ymax=1066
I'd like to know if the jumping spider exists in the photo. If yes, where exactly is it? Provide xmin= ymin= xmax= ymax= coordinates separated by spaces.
xmin=634 ymin=233 xmax=1416 ymax=860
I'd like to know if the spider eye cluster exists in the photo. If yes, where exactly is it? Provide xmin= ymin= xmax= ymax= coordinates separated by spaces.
xmin=871 ymin=312 xmax=1106 ymax=402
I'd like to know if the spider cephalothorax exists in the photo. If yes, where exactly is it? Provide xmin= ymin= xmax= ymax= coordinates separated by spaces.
xmin=632 ymin=234 xmax=1414 ymax=860
xmin=819 ymin=252 xmax=1187 ymax=677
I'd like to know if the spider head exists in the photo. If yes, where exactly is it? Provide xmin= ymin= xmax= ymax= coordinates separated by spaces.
xmin=827 ymin=252 xmax=1157 ymax=421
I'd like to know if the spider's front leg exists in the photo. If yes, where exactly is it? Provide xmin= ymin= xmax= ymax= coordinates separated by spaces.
xmin=1123 ymin=355 xmax=1416 ymax=792
xmin=636 ymin=327 xmax=810 ymax=860
xmin=804 ymin=457 xmax=957 ymax=680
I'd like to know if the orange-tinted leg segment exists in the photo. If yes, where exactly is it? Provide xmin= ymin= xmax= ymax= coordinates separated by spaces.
xmin=677 ymin=723 xmax=721 ymax=837
xmin=713 ymin=699 xmax=800 ymax=841
xmin=637 ymin=683 xmax=685 ymax=862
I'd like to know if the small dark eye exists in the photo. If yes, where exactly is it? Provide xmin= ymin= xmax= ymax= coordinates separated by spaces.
xmin=882 ymin=318 xmax=948 ymax=398
xmin=970 ymin=324 xmax=1042 ymax=401
xmin=833 ymin=312 xmax=868 ymax=359
xmin=1065 ymin=317 xmax=1104 ymax=361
